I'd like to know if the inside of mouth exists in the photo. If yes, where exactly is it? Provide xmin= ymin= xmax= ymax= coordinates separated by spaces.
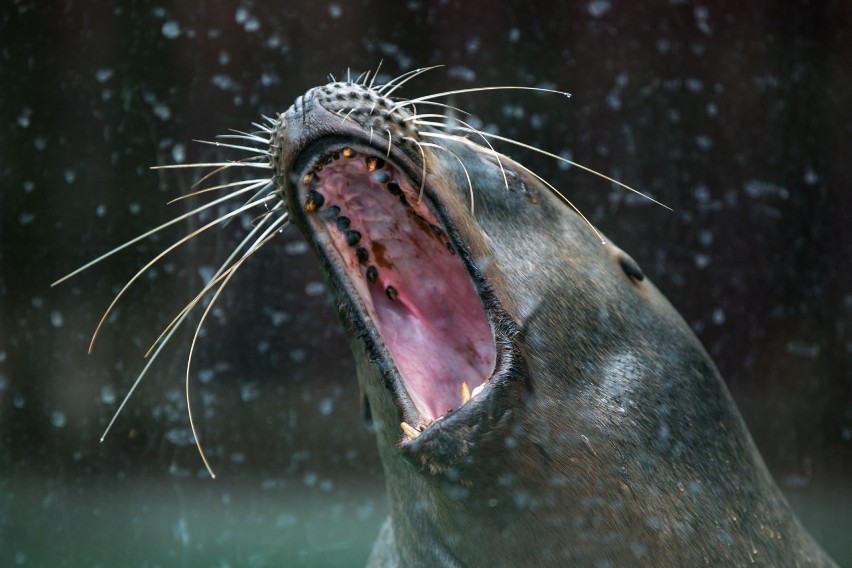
xmin=300 ymin=147 xmax=495 ymax=425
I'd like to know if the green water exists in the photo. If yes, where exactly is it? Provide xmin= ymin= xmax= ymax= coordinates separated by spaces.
xmin=3 ymin=472 xmax=387 ymax=567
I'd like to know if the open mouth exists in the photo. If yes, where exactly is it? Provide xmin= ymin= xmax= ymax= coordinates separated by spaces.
xmin=293 ymin=144 xmax=496 ymax=433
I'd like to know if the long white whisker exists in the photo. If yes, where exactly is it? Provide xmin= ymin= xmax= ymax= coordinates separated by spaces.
xmin=145 ymin=209 xmax=288 ymax=357
xmin=100 ymin=211 xmax=288 ymax=447
xmin=402 ymin=100 xmax=472 ymax=118
xmin=378 ymin=65 xmax=444 ymax=97
xmin=218 ymin=181 xmax=276 ymax=231
xmin=51 ymin=184 xmax=265 ymax=286
xmin=514 ymin=160 xmax=606 ymax=244
xmin=183 ymin=215 xmax=286 ymax=480
xmin=167 ymin=178 xmax=269 ymax=205
xmin=178 ymin=157 xmax=268 ymax=192
xmin=393 ymin=86 xmax=571 ymax=112
xmin=452 ymin=127 xmax=670 ymax=210
xmin=368 ymin=60 xmax=383 ymax=89
xmin=193 ymin=139 xmax=270 ymax=156
xmin=100 ymin=325 xmax=174 ymax=443
xmin=152 ymin=161 xmax=271 ymax=171
xmin=86 ymin=198 xmax=267 ymax=353
xmin=221 ymin=130 xmax=272 ymax=143
xmin=402 ymin=136 xmax=428 ymax=198
xmin=420 ymin=142 xmax=474 ymax=214
xmin=419 ymin=124 xmax=509 ymax=192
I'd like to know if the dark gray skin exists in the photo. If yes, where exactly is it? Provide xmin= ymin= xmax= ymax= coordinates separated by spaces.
xmin=271 ymin=81 xmax=836 ymax=567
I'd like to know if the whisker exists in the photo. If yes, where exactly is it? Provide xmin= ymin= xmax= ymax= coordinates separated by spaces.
xmin=167 ymin=178 xmax=270 ymax=204
xmin=420 ymin=142 xmax=475 ymax=214
xmin=152 ymin=160 xmax=271 ymax=171
xmin=145 ymin=208 xmax=288 ymax=357
xmin=192 ymin=139 xmax=271 ymax=156
xmin=183 ymin=213 xmax=287 ymax=479
xmin=178 ymin=157 xmax=268 ymax=192
xmin=339 ymin=108 xmax=357 ymax=124
xmin=513 ymin=160 xmax=606 ymax=244
xmin=450 ymin=127 xmax=670 ymax=210
xmin=100 ymin=210 xmax=288 ymax=447
xmin=402 ymin=136 xmax=428 ymax=198
xmin=400 ymin=100 xmax=471 ymax=119
xmin=418 ymin=122 xmax=508 ymax=192
xmin=86 ymin=197 xmax=268 ymax=353
xmin=378 ymin=65 xmax=444 ymax=97
xmin=392 ymin=85 xmax=572 ymax=113
xmin=51 ymin=184 xmax=265 ymax=286
xmin=218 ymin=181 xmax=275 ymax=231
xmin=368 ymin=60 xmax=383 ymax=89
xmin=100 ymin=324 xmax=174 ymax=443
xmin=220 ymin=130 xmax=271 ymax=144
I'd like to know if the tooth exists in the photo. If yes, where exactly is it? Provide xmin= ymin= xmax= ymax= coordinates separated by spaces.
xmin=471 ymin=383 xmax=485 ymax=398
xmin=400 ymin=422 xmax=420 ymax=440
xmin=460 ymin=382 xmax=471 ymax=405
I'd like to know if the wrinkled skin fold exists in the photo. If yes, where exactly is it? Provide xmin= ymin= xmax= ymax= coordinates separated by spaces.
xmin=271 ymin=81 xmax=836 ymax=567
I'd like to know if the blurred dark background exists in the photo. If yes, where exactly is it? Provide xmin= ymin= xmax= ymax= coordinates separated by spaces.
xmin=1 ymin=0 xmax=850 ymax=566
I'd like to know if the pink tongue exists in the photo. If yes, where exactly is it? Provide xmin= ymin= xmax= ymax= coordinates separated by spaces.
xmin=313 ymin=153 xmax=494 ymax=422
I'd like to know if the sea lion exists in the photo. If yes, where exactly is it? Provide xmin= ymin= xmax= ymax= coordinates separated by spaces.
xmin=269 ymin=78 xmax=837 ymax=566
xmin=60 ymin=70 xmax=837 ymax=566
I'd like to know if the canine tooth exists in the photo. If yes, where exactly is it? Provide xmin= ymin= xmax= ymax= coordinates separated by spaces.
xmin=460 ymin=382 xmax=471 ymax=405
xmin=471 ymin=383 xmax=485 ymax=398
xmin=401 ymin=422 xmax=420 ymax=440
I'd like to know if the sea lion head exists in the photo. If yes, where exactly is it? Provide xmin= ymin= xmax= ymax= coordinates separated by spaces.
xmin=268 ymin=78 xmax=833 ymax=565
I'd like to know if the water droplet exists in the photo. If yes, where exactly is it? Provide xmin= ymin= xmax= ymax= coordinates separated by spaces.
xmin=161 ymin=20 xmax=180 ymax=39
xmin=51 ymin=410 xmax=66 ymax=428
xmin=587 ymin=0 xmax=612 ymax=18
xmin=305 ymin=281 xmax=325 ymax=296
xmin=95 ymin=68 xmax=114 ymax=83
xmin=171 ymin=143 xmax=185 ymax=163
xmin=100 ymin=385 xmax=116 ymax=405
xmin=50 ymin=310 xmax=64 ymax=328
